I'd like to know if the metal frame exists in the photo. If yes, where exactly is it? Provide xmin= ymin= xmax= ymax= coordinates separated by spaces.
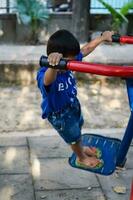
xmin=0 ymin=0 xmax=15 ymax=13
xmin=116 ymin=79 xmax=133 ymax=167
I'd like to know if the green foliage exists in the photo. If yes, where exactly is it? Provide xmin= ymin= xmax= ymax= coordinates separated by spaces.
xmin=120 ymin=1 xmax=133 ymax=15
xmin=15 ymin=0 xmax=50 ymax=42
xmin=98 ymin=0 xmax=133 ymax=31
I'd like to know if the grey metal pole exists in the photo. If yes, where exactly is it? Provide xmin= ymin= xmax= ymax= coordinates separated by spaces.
xmin=6 ymin=0 xmax=10 ymax=13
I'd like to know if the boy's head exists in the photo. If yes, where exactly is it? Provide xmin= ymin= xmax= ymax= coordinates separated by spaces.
xmin=47 ymin=29 xmax=80 ymax=58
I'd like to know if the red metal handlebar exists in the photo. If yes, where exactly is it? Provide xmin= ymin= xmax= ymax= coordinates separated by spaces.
xmin=67 ymin=61 xmax=133 ymax=77
xmin=40 ymin=35 xmax=133 ymax=77
xmin=120 ymin=36 xmax=133 ymax=44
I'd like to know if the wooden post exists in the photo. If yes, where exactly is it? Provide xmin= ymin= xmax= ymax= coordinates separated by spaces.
xmin=72 ymin=0 xmax=90 ymax=42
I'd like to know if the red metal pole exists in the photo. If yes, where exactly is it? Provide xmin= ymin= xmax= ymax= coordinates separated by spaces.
xmin=40 ymin=56 xmax=133 ymax=78
xmin=112 ymin=34 xmax=133 ymax=44
xmin=130 ymin=181 xmax=133 ymax=200
xmin=120 ymin=36 xmax=133 ymax=44
xmin=67 ymin=61 xmax=133 ymax=77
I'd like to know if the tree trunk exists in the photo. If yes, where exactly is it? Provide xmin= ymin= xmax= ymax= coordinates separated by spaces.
xmin=72 ymin=0 xmax=90 ymax=42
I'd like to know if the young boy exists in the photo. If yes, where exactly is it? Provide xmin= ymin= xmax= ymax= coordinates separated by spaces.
xmin=37 ymin=29 xmax=114 ymax=169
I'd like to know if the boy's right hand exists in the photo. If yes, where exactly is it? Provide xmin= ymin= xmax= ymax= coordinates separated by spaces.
xmin=48 ymin=53 xmax=63 ymax=66
xmin=101 ymin=31 xmax=114 ymax=42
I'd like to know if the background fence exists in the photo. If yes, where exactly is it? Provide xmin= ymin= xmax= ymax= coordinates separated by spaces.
xmin=0 ymin=0 xmax=15 ymax=13
xmin=91 ymin=0 xmax=133 ymax=13
xmin=0 ymin=0 xmax=133 ymax=14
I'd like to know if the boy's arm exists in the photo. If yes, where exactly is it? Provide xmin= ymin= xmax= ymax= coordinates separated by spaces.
xmin=44 ymin=53 xmax=63 ymax=86
xmin=44 ymin=68 xmax=58 ymax=86
xmin=81 ymin=31 xmax=114 ymax=57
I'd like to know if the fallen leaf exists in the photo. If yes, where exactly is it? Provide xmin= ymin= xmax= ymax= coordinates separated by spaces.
xmin=40 ymin=195 xmax=47 ymax=199
xmin=113 ymin=185 xmax=126 ymax=194
xmin=87 ymin=186 xmax=92 ymax=190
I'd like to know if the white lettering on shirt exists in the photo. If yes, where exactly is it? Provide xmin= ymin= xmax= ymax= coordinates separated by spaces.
xmin=65 ymin=82 xmax=68 ymax=89
xmin=58 ymin=83 xmax=65 ymax=91
xmin=68 ymin=77 xmax=72 ymax=85
xmin=72 ymin=85 xmax=76 ymax=95
xmin=69 ymin=73 xmax=74 ymax=78
xmin=58 ymin=75 xmax=74 ymax=92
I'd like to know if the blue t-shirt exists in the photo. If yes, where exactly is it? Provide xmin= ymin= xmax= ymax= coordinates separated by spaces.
xmin=37 ymin=53 xmax=83 ymax=119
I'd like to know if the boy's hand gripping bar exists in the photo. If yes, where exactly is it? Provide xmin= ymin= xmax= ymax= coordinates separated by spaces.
xmin=39 ymin=55 xmax=67 ymax=70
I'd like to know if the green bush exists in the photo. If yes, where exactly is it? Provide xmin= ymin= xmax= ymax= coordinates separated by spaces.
xmin=98 ymin=0 xmax=133 ymax=33
xmin=15 ymin=0 xmax=50 ymax=43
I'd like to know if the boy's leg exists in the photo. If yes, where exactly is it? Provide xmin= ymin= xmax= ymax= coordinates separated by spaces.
xmin=48 ymin=101 xmax=101 ymax=167
xmin=70 ymin=140 xmax=101 ymax=168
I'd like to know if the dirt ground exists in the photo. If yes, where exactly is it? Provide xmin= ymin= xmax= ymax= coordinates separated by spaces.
xmin=0 ymin=78 xmax=130 ymax=134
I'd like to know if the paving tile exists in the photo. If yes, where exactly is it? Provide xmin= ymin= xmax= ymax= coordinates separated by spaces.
xmin=0 ymin=146 xmax=30 ymax=173
xmin=33 ymin=158 xmax=99 ymax=190
xmin=0 ymin=174 xmax=34 ymax=200
xmin=126 ymin=146 xmax=133 ymax=169
xmin=0 ymin=137 xmax=27 ymax=146
xmin=97 ymin=169 xmax=133 ymax=200
xmin=28 ymin=136 xmax=71 ymax=159
xmin=36 ymin=188 xmax=105 ymax=200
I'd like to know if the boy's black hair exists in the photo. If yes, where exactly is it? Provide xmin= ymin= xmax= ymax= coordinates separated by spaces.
xmin=47 ymin=29 xmax=80 ymax=57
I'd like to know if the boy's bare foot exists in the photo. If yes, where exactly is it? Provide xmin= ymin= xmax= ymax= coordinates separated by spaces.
xmin=77 ymin=154 xmax=102 ymax=168
xmin=83 ymin=146 xmax=99 ymax=157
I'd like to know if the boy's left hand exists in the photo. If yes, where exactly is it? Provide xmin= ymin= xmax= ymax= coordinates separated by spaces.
xmin=101 ymin=31 xmax=115 ymax=42
xmin=48 ymin=52 xmax=63 ymax=66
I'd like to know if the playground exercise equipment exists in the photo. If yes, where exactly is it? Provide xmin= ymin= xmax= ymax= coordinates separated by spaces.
xmin=39 ymin=34 xmax=133 ymax=175
xmin=130 ymin=180 xmax=133 ymax=200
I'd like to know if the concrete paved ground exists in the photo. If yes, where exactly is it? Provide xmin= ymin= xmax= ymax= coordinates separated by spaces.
xmin=0 ymin=130 xmax=132 ymax=200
